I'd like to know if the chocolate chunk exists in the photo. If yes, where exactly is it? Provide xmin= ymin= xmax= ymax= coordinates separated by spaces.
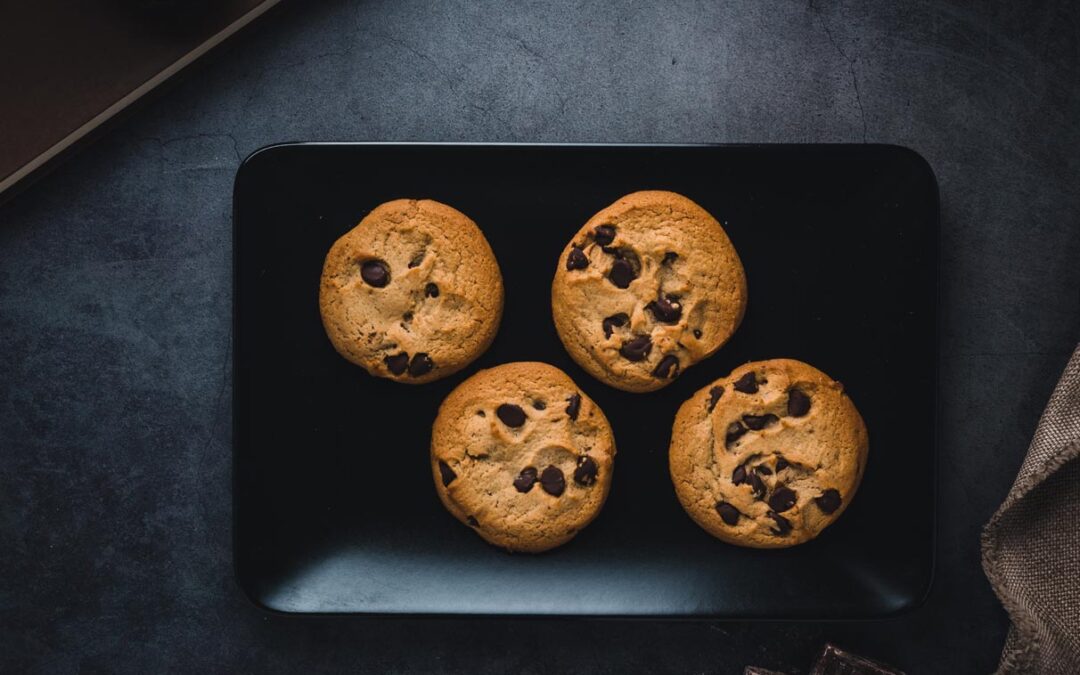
xmin=593 ymin=224 xmax=616 ymax=246
xmin=384 ymin=352 xmax=409 ymax=375
xmin=601 ymin=313 xmax=629 ymax=338
xmin=815 ymin=488 xmax=842 ymax=514
xmin=425 ymin=283 xmax=439 ymax=298
xmin=768 ymin=486 xmax=798 ymax=512
xmin=540 ymin=465 xmax=565 ymax=496
xmin=693 ymin=329 xmax=703 ymax=339
xmin=408 ymin=252 xmax=425 ymax=268
xmin=438 ymin=460 xmax=456 ymax=486
xmin=608 ymin=258 xmax=636 ymax=288
xmin=652 ymin=354 xmax=680 ymax=379
xmin=360 ymin=260 xmax=390 ymax=287
xmin=662 ymin=251 xmax=678 ymax=265
xmin=573 ymin=456 xmax=599 ymax=486
xmin=775 ymin=455 xmax=790 ymax=472
xmin=467 ymin=516 xmax=479 ymax=527
xmin=402 ymin=311 xmax=413 ymax=323
xmin=708 ymin=386 xmax=724 ymax=411
xmin=756 ymin=465 xmax=773 ymax=476
xmin=646 ymin=295 xmax=682 ymax=323
xmin=732 ymin=464 xmax=747 ymax=485
xmin=715 ymin=502 xmax=740 ymax=526
xmin=513 ymin=466 xmax=538 ymax=493
xmin=748 ymin=471 xmax=767 ymax=500
xmin=496 ymin=403 xmax=527 ymax=428
xmin=733 ymin=372 xmax=758 ymax=394
xmin=532 ymin=400 xmax=546 ymax=410
xmin=787 ymin=388 xmax=811 ymax=417
xmin=725 ymin=421 xmax=747 ymax=447
xmin=766 ymin=510 xmax=793 ymax=536
xmin=565 ymin=393 xmax=581 ymax=420
xmin=407 ymin=353 xmax=434 ymax=377
xmin=742 ymin=413 xmax=779 ymax=430
xmin=566 ymin=246 xmax=589 ymax=270
xmin=619 ymin=335 xmax=652 ymax=361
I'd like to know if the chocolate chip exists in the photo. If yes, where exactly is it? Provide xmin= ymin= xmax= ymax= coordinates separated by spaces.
xmin=593 ymin=224 xmax=616 ymax=246
xmin=602 ymin=313 xmax=629 ymax=338
xmin=708 ymin=386 xmax=724 ymax=411
xmin=425 ymin=283 xmax=439 ymax=298
xmin=438 ymin=461 xmax=456 ymax=486
xmin=787 ymin=388 xmax=811 ymax=417
xmin=540 ymin=465 xmax=565 ymax=496
xmin=716 ymin=502 xmax=740 ymax=526
xmin=566 ymin=246 xmax=589 ymax=270
xmin=467 ymin=516 xmax=479 ymax=527
xmin=662 ymin=251 xmax=678 ymax=265
xmin=565 ymin=393 xmax=581 ymax=420
xmin=775 ymin=455 xmax=790 ymax=472
xmin=652 ymin=354 xmax=680 ymax=379
xmin=407 ymin=353 xmax=433 ymax=376
xmin=693 ymin=329 xmax=702 ymax=339
xmin=573 ymin=456 xmax=599 ymax=486
xmin=766 ymin=510 xmax=792 ymax=536
xmin=360 ymin=260 xmax=390 ymax=287
xmin=725 ymin=421 xmax=747 ymax=447
xmin=748 ymin=471 xmax=767 ymax=500
xmin=756 ymin=465 xmax=773 ymax=476
xmin=733 ymin=372 xmax=758 ymax=394
xmin=532 ymin=400 xmax=546 ymax=410
xmin=384 ymin=352 xmax=409 ymax=375
xmin=513 ymin=466 xmax=538 ymax=493
xmin=402 ymin=311 xmax=413 ymax=323
xmin=608 ymin=258 xmax=636 ymax=288
xmin=815 ymin=489 xmax=842 ymax=514
xmin=619 ymin=335 xmax=652 ymax=361
xmin=408 ymin=252 xmax=425 ymax=268
xmin=496 ymin=403 xmax=526 ymax=428
xmin=732 ymin=464 xmax=747 ymax=485
xmin=742 ymin=413 xmax=779 ymax=431
xmin=646 ymin=295 xmax=682 ymax=323
xmin=768 ymin=486 xmax=797 ymax=512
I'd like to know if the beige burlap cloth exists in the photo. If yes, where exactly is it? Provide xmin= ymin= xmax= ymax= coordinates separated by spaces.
xmin=982 ymin=344 xmax=1080 ymax=674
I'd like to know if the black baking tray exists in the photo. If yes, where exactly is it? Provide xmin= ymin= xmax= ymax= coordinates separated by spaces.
xmin=233 ymin=143 xmax=938 ymax=618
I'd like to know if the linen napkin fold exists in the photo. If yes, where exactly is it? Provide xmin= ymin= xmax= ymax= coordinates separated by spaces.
xmin=982 ymin=343 xmax=1080 ymax=674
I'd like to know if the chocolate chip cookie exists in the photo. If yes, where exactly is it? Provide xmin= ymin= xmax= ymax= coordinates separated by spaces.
xmin=669 ymin=359 xmax=868 ymax=548
xmin=551 ymin=191 xmax=747 ymax=392
xmin=431 ymin=362 xmax=616 ymax=553
xmin=319 ymin=199 xmax=504 ymax=383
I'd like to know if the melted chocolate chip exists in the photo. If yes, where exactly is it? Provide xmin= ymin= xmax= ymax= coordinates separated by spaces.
xmin=513 ymin=466 xmax=538 ymax=493
xmin=360 ymin=260 xmax=390 ymax=287
xmin=787 ymin=388 xmax=811 ymax=417
xmin=716 ymin=502 xmax=740 ymax=526
xmin=756 ymin=465 xmax=773 ymax=476
xmin=725 ymin=421 xmax=747 ymax=447
xmin=733 ymin=372 xmax=758 ymax=394
xmin=652 ymin=354 xmax=680 ymax=379
xmin=407 ymin=353 xmax=434 ymax=377
xmin=573 ymin=456 xmax=599 ymax=486
xmin=748 ymin=471 xmax=767 ymax=500
xmin=566 ymin=246 xmax=589 ymax=270
xmin=708 ymin=386 xmax=724 ymax=411
xmin=532 ymin=400 xmax=546 ymax=410
xmin=467 ymin=516 xmax=479 ymax=527
xmin=425 ymin=283 xmax=439 ymax=298
xmin=619 ymin=335 xmax=652 ymax=361
xmin=540 ymin=465 xmax=565 ymax=496
xmin=593 ymin=224 xmax=616 ymax=246
xmin=693 ymin=329 xmax=703 ymax=339
xmin=768 ymin=486 xmax=798 ymax=512
xmin=608 ymin=258 xmax=636 ymax=288
xmin=732 ymin=464 xmax=747 ymax=485
xmin=742 ymin=413 xmax=779 ymax=431
xmin=815 ymin=489 xmax=842 ymax=514
xmin=662 ymin=251 xmax=678 ymax=265
xmin=496 ymin=404 xmax=527 ymax=428
xmin=408 ymin=252 xmax=425 ymax=268
xmin=775 ymin=455 xmax=790 ymax=472
xmin=766 ymin=510 xmax=793 ymax=536
xmin=565 ymin=393 xmax=581 ymax=421
xmin=602 ymin=313 xmax=629 ymax=338
xmin=646 ymin=295 xmax=682 ymax=323
xmin=384 ymin=352 xmax=409 ymax=375
xmin=438 ymin=461 xmax=456 ymax=486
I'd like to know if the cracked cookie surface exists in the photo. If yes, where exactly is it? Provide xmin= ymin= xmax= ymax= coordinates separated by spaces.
xmin=551 ymin=191 xmax=747 ymax=392
xmin=431 ymin=362 xmax=616 ymax=553
xmin=669 ymin=359 xmax=868 ymax=548
xmin=319 ymin=199 xmax=503 ymax=383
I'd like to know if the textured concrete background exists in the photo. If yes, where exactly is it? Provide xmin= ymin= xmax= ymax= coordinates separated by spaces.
xmin=2 ymin=0 xmax=1079 ymax=672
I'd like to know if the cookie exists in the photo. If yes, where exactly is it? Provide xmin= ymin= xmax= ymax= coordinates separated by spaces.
xmin=431 ymin=362 xmax=616 ymax=553
xmin=669 ymin=359 xmax=868 ymax=548
xmin=551 ymin=190 xmax=747 ymax=393
xmin=319 ymin=199 xmax=503 ymax=383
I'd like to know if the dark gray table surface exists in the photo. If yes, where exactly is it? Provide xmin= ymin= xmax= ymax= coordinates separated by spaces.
xmin=2 ymin=1 xmax=1078 ymax=672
